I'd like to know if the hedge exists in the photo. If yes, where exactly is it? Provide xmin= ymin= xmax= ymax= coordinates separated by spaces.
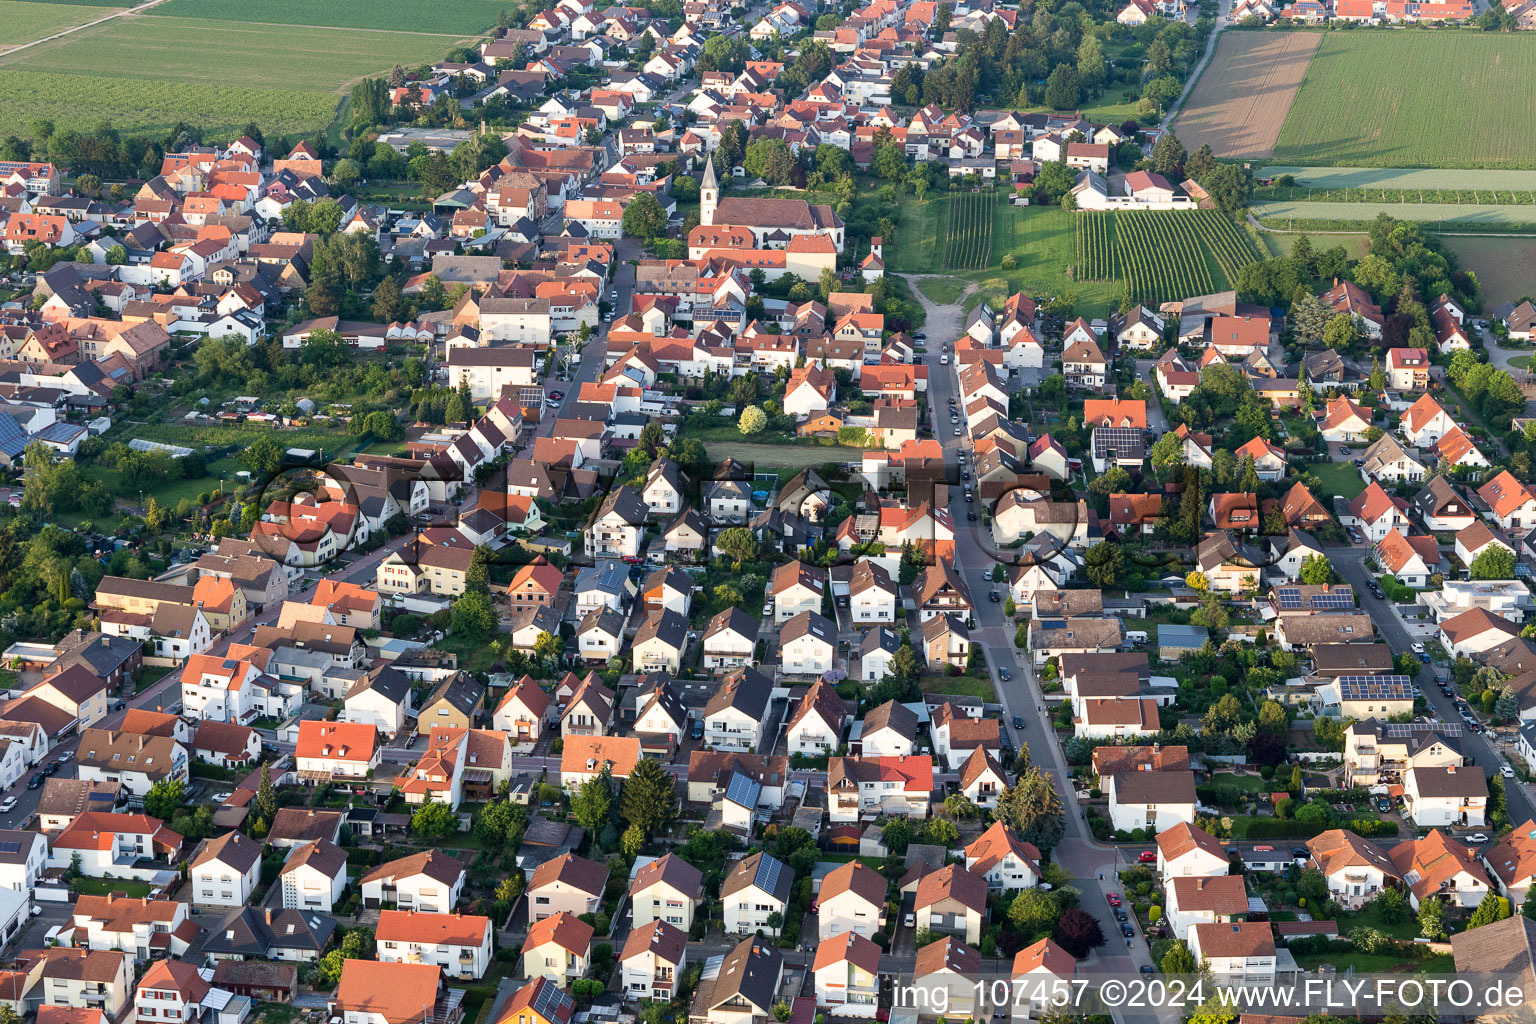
xmin=1238 ymin=817 xmax=1398 ymax=839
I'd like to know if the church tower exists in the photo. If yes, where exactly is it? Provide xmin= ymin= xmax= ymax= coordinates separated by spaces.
xmin=700 ymin=157 xmax=718 ymax=226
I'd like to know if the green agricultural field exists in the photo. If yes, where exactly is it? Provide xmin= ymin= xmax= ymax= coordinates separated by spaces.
xmin=1259 ymin=230 xmax=1370 ymax=261
xmin=1445 ymin=235 xmax=1536 ymax=309
xmin=0 ymin=69 xmax=338 ymax=137
xmin=1253 ymin=199 xmax=1536 ymax=228
xmin=0 ymin=16 xmax=467 ymax=91
xmin=1273 ymin=32 xmax=1536 ymax=169
xmin=0 ymin=0 xmax=112 ymax=47
xmin=1263 ymin=166 xmax=1536 ymax=190
xmin=940 ymin=191 xmax=995 ymax=271
xmin=151 ymin=0 xmax=510 ymax=33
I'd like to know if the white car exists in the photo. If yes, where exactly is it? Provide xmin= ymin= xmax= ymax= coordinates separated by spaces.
xmin=1411 ymin=642 xmax=1425 ymax=654
xmin=0 ymin=798 xmax=15 ymax=813
xmin=211 ymin=792 xmax=233 ymax=804
xmin=953 ymin=427 xmax=961 ymax=436
xmin=57 ymin=751 xmax=72 ymax=763
xmin=1470 ymin=833 xmax=1489 ymax=843
xmin=940 ymin=354 xmax=950 ymax=365
xmin=1503 ymin=765 xmax=1516 ymax=778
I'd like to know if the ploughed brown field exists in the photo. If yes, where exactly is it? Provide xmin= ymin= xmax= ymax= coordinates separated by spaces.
xmin=1172 ymin=31 xmax=1320 ymax=159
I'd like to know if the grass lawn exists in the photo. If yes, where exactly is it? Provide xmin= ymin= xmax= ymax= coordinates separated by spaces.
xmin=134 ymin=664 xmax=174 ymax=693
xmin=1274 ymin=32 xmax=1536 ymax=169
xmin=1309 ymin=461 xmax=1366 ymax=502
xmin=701 ymin=442 xmax=863 ymax=468
xmin=0 ymin=16 xmax=468 ymax=92
xmin=83 ymin=456 xmax=241 ymax=508
xmin=1512 ymin=355 xmax=1532 ymax=370
xmin=436 ymin=633 xmax=501 ymax=675
xmin=916 ymin=277 xmax=970 ymax=305
xmin=919 ymin=675 xmax=998 ymax=701
xmin=892 ymin=195 xmax=945 ymax=274
xmin=1209 ymin=772 xmax=1274 ymax=792
xmin=71 ymin=878 xmax=154 ymax=898
xmin=1337 ymin=901 xmax=1423 ymax=941
xmin=1294 ymin=952 xmax=1454 ymax=973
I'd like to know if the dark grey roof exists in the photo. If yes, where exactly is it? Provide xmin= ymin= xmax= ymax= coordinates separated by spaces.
xmin=703 ymin=606 xmax=758 ymax=644
xmin=424 ymin=672 xmax=483 ymax=718
xmin=862 ymin=698 xmax=918 ymax=741
xmin=705 ymin=666 xmax=772 ymax=720
xmin=709 ymin=936 xmax=783 ymax=1015
xmin=346 ymin=665 xmax=412 ymax=706
xmin=721 ymin=850 xmax=792 ymax=903
xmin=202 ymin=906 xmax=336 ymax=957
xmin=636 ymin=679 xmax=687 ymax=732
xmin=635 ymin=609 xmax=688 ymax=651
xmin=592 ymin=484 xmax=648 ymax=526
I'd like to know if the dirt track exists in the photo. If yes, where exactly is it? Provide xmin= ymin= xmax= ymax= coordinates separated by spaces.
xmin=1172 ymin=31 xmax=1320 ymax=159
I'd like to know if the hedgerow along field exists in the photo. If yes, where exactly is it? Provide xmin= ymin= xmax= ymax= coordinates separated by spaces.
xmin=1171 ymin=31 xmax=1319 ymax=159
xmin=1273 ymin=32 xmax=1536 ymax=169
xmin=940 ymin=191 xmax=995 ymax=271
xmin=151 ymin=0 xmax=513 ymax=33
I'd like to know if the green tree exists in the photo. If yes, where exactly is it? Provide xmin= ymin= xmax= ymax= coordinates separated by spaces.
xmin=1522 ymin=888 xmax=1536 ymax=921
xmin=738 ymin=405 xmax=767 ymax=435
xmin=621 ymin=823 xmax=646 ymax=858
xmin=1468 ymin=890 xmax=1510 ymax=930
xmin=1372 ymin=886 xmax=1408 ymax=925
xmin=620 ymin=758 xmax=678 ymax=833
xmin=715 ymin=527 xmax=757 ymax=566
xmin=450 ymin=589 xmax=498 ymax=641
xmin=372 ymin=275 xmax=406 ymax=323
xmin=256 ymin=763 xmax=278 ymax=822
xmin=1369 ymin=358 xmax=1387 ymax=392
xmin=1008 ymin=888 xmax=1060 ymax=933
xmin=1150 ymin=431 xmax=1186 ymax=470
xmin=240 ymin=435 xmax=284 ymax=477
xmin=1161 ymin=939 xmax=1197 ymax=974
xmin=572 ymin=769 xmax=613 ymax=833
xmin=1043 ymin=65 xmax=1079 ymax=110
xmin=622 ymin=192 xmax=667 ymax=238
xmin=995 ymin=766 xmax=1066 ymax=854
xmin=1299 ymin=554 xmax=1334 ymax=586
xmin=1471 ymin=545 xmax=1516 ymax=580
xmin=743 ymin=138 xmax=798 ymax=184
xmin=1083 ymin=542 xmax=1123 ymax=587
xmin=1418 ymin=896 xmax=1446 ymax=939
xmin=1323 ymin=314 xmax=1361 ymax=352
xmin=142 ymin=778 xmax=185 ymax=819
xmin=1152 ymin=133 xmax=1186 ymax=177
xmin=411 ymin=799 xmax=458 ymax=839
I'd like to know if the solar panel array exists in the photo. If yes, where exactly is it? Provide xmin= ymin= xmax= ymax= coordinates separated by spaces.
xmin=1092 ymin=427 xmax=1145 ymax=455
xmin=1338 ymin=675 xmax=1414 ymax=700
xmin=725 ymin=772 xmax=761 ymax=808
xmin=0 ymin=841 xmax=22 ymax=854
xmin=1383 ymin=722 xmax=1462 ymax=737
xmin=533 ymin=980 xmax=575 ymax=1020
xmin=755 ymin=854 xmax=785 ymax=895
xmin=1274 ymin=586 xmax=1355 ymax=611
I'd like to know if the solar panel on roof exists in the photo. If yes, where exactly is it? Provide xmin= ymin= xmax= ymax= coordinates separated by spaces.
xmin=532 ymin=980 xmax=574 ymax=1019
xmin=755 ymin=854 xmax=784 ymax=895
xmin=725 ymin=772 xmax=761 ymax=808
xmin=0 ymin=841 xmax=21 ymax=854
xmin=1337 ymin=675 xmax=1413 ymax=700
